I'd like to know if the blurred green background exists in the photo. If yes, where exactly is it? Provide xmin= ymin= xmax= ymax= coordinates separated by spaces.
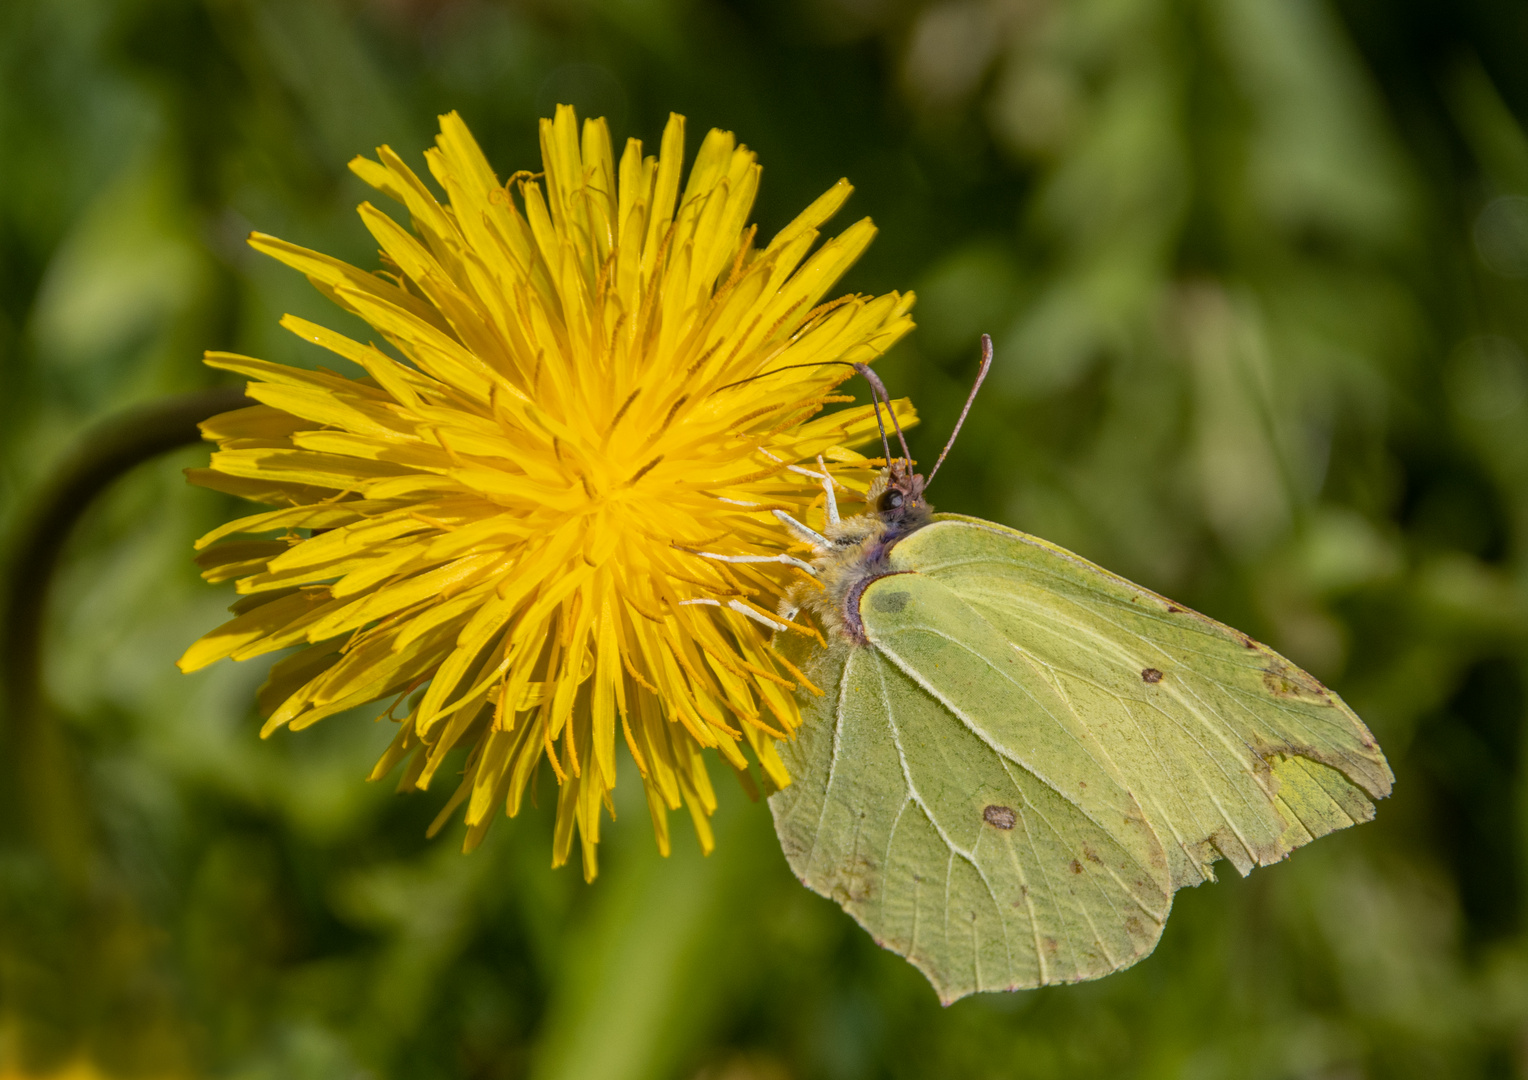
xmin=4 ymin=0 xmax=1528 ymax=1076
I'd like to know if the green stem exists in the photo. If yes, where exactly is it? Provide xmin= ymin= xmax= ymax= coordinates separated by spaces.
xmin=0 ymin=387 xmax=250 ymax=881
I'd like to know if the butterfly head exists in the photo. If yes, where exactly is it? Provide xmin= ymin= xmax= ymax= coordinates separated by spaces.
xmin=855 ymin=333 xmax=993 ymax=530
xmin=869 ymin=459 xmax=932 ymax=532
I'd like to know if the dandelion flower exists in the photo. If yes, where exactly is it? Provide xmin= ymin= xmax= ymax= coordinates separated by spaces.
xmin=179 ymin=107 xmax=916 ymax=879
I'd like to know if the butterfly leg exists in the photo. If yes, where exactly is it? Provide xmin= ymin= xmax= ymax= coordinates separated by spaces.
xmin=772 ymin=509 xmax=830 ymax=551
xmin=692 ymin=550 xmax=817 ymax=575
xmin=816 ymin=454 xmax=840 ymax=526
xmin=678 ymin=597 xmax=788 ymax=631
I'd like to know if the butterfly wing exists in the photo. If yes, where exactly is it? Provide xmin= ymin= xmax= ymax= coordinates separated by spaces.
xmin=770 ymin=513 xmax=1392 ymax=1003
xmin=882 ymin=514 xmax=1393 ymax=891
xmin=770 ymin=574 xmax=1173 ymax=1004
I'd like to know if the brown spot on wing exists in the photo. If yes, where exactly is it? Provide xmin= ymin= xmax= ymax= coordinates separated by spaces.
xmin=1250 ymin=734 xmax=1391 ymax=801
xmin=983 ymin=804 xmax=1017 ymax=830
xmin=1141 ymin=667 xmax=1163 ymax=683
xmin=1261 ymin=659 xmax=1332 ymax=703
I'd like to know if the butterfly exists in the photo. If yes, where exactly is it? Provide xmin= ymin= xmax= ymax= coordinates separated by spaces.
xmin=766 ymin=335 xmax=1393 ymax=1004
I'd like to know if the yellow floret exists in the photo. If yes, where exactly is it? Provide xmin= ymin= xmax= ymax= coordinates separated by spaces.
xmin=181 ymin=106 xmax=916 ymax=879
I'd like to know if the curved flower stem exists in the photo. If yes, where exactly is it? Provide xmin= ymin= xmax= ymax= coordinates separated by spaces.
xmin=0 ymin=387 xmax=250 ymax=882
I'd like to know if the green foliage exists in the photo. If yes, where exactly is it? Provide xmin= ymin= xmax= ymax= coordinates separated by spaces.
xmin=3 ymin=0 xmax=1528 ymax=1076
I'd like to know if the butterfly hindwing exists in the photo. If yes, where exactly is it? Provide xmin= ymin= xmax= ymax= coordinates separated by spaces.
xmin=771 ymin=570 xmax=1172 ymax=1003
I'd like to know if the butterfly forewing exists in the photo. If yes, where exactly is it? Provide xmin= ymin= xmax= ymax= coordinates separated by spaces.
xmin=885 ymin=515 xmax=1394 ymax=890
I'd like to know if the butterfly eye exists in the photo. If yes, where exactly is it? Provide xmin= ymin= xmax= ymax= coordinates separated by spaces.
xmin=879 ymin=490 xmax=905 ymax=512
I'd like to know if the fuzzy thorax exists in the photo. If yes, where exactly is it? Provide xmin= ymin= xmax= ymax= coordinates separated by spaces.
xmin=793 ymin=467 xmax=935 ymax=643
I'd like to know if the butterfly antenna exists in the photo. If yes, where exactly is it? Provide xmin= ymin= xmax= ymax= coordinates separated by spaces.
xmin=853 ymin=363 xmax=912 ymax=468
xmin=859 ymin=368 xmax=895 ymax=468
xmin=925 ymin=333 xmax=993 ymax=488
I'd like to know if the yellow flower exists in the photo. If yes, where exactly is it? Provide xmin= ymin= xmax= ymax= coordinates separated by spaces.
xmin=179 ymin=107 xmax=916 ymax=879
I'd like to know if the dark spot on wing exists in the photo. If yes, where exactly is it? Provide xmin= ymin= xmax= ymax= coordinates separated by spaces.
xmin=1261 ymin=660 xmax=1332 ymax=703
xmin=1166 ymin=605 xmax=1182 ymax=613
xmin=1141 ymin=667 xmax=1163 ymax=683
xmin=871 ymin=589 xmax=909 ymax=613
xmin=983 ymin=805 xmax=1017 ymax=830
xmin=1069 ymin=859 xmax=1083 ymax=874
